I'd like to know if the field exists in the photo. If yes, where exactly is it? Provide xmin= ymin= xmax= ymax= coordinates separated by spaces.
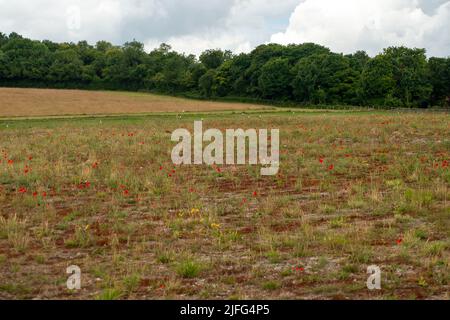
xmin=0 ymin=89 xmax=449 ymax=300
xmin=0 ymin=88 xmax=270 ymax=118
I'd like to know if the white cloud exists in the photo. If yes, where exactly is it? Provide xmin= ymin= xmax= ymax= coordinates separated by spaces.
xmin=270 ymin=0 xmax=450 ymax=56
xmin=0 ymin=0 xmax=449 ymax=57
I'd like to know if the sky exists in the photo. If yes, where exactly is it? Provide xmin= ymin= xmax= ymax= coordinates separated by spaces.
xmin=0 ymin=0 xmax=449 ymax=57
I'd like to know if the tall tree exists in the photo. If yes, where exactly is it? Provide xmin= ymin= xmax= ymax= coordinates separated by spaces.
xmin=258 ymin=58 xmax=292 ymax=99
xmin=429 ymin=57 xmax=450 ymax=106
xmin=199 ymin=49 xmax=233 ymax=70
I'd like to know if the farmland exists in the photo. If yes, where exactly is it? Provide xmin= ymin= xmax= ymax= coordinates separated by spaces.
xmin=0 ymin=90 xmax=449 ymax=300
xmin=0 ymin=88 xmax=270 ymax=118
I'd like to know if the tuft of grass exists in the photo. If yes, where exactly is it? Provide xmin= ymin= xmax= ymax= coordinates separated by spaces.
xmin=175 ymin=258 xmax=204 ymax=279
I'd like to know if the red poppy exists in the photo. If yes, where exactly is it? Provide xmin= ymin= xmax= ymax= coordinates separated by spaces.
xmin=443 ymin=160 xmax=449 ymax=168
xmin=396 ymin=238 xmax=403 ymax=245
xmin=7 ymin=159 xmax=13 ymax=165
xmin=123 ymin=190 xmax=129 ymax=196
xmin=159 ymin=166 xmax=163 ymax=171
xmin=328 ymin=164 xmax=334 ymax=171
xmin=319 ymin=158 xmax=324 ymax=164
xmin=28 ymin=156 xmax=33 ymax=161
xmin=253 ymin=191 xmax=258 ymax=197
xmin=92 ymin=162 xmax=99 ymax=169
xmin=32 ymin=192 xmax=38 ymax=197
xmin=18 ymin=187 xmax=27 ymax=194
xmin=42 ymin=192 xmax=47 ymax=197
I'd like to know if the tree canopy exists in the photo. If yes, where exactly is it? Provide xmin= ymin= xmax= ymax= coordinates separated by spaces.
xmin=0 ymin=32 xmax=448 ymax=108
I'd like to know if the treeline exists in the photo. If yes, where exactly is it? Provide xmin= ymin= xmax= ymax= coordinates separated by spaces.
xmin=0 ymin=32 xmax=449 ymax=108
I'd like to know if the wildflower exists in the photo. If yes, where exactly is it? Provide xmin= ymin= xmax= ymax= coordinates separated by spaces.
xmin=92 ymin=162 xmax=99 ymax=169
xmin=396 ymin=238 xmax=403 ymax=245
xmin=18 ymin=187 xmax=27 ymax=194
xmin=319 ymin=158 xmax=324 ymax=164
xmin=7 ymin=159 xmax=13 ymax=165
xmin=159 ymin=166 xmax=163 ymax=171
xmin=211 ymin=223 xmax=221 ymax=229
xmin=443 ymin=160 xmax=449 ymax=168
xmin=32 ymin=192 xmax=38 ymax=197
xmin=123 ymin=190 xmax=129 ymax=196
xmin=253 ymin=191 xmax=258 ymax=197
xmin=42 ymin=192 xmax=47 ymax=197
xmin=190 ymin=208 xmax=200 ymax=215
xmin=328 ymin=164 xmax=334 ymax=171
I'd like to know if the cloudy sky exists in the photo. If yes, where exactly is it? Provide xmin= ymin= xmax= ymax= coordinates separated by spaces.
xmin=0 ymin=0 xmax=449 ymax=57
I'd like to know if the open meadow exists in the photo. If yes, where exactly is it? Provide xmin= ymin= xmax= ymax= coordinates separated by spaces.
xmin=0 ymin=89 xmax=449 ymax=300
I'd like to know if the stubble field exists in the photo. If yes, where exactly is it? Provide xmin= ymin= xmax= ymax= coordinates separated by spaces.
xmin=0 ymin=89 xmax=449 ymax=300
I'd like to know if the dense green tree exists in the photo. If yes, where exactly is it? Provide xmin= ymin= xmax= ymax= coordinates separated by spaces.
xmin=1 ymin=37 xmax=51 ymax=80
xmin=0 ymin=32 xmax=448 ymax=108
xmin=292 ymin=53 xmax=357 ymax=104
xmin=49 ymin=49 xmax=83 ymax=82
xmin=0 ymin=49 xmax=6 ymax=78
xmin=199 ymin=49 xmax=233 ymax=69
xmin=199 ymin=69 xmax=216 ymax=97
xmin=0 ymin=32 xmax=7 ymax=47
xmin=361 ymin=55 xmax=397 ymax=107
xmin=383 ymin=47 xmax=432 ymax=107
xmin=429 ymin=57 xmax=450 ymax=106
xmin=258 ymin=58 xmax=292 ymax=99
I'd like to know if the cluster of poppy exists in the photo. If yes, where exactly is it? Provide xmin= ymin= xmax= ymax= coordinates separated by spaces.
xmin=319 ymin=158 xmax=334 ymax=171
xmin=159 ymin=165 xmax=176 ymax=177
xmin=119 ymin=185 xmax=130 ymax=196
xmin=292 ymin=266 xmax=305 ymax=272
xmin=77 ymin=181 xmax=91 ymax=189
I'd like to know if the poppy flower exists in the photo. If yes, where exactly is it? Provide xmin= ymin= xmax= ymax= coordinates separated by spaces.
xmin=7 ymin=159 xmax=13 ymax=165
xmin=18 ymin=187 xmax=27 ymax=194
xmin=32 ymin=192 xmax=38 ymax=197
xmin=123 ymin=190 xmax=129 ymax=196
xmin=159 ymin=166 xmax=163 ymax=171
xmin=42 ymin=192 xmax=47 ymax=197
xmin=253 ymin=191 xmax=258 ymax=197
xmin=443 ymin=160 xmax=449 ymax=168
xmin=328 ymin=164 xmax=334 ymax=171
xmin=92 ymin=162 xmax=99 ymax=169
xmin=319 ymin=158 xmax=324 ymax=164
xmin=396 ymin=238 xmax=403 ymax=245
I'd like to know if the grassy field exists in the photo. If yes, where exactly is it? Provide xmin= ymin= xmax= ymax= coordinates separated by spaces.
xmin=0 ymin=92 xmax=449 ymax=300
xmin=0 ymin=88 xmax=271 ymax=117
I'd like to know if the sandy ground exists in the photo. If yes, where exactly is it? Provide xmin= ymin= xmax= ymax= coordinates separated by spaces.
xmin=0 ymin=88 xmax=270 ymax=117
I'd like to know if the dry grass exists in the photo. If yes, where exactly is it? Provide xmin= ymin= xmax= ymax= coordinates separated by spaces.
xmin=0 ymin=88 xmax=270 ymax=118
